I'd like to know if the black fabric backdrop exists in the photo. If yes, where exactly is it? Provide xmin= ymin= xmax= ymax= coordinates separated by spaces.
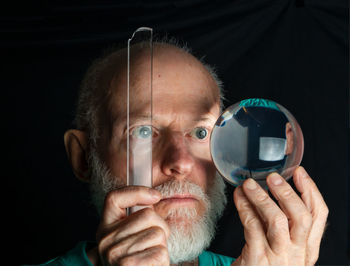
xmin=4 ymin=0 xmax=349 ymax=265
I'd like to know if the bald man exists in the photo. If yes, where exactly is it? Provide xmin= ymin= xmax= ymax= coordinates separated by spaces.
xmin=43 ymin=41 xmax=328 ymax=266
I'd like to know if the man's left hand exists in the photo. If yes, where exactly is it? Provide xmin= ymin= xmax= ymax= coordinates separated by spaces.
xmin=232 ymin=166 xmax=329 ymax=266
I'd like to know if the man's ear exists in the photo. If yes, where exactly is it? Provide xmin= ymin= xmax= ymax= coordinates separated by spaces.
xmin=64 ymin=129 xmax=90 ymax=182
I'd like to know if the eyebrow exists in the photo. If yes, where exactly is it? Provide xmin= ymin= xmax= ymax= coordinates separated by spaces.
xmin=113 ymin=114 xmax=217 ymax=127
xmin=127 ymin=116 xmax=217 ymax=127
xmin=193 ymin=117 xmax=216 ymax=122
xmin=129 ymin=115 xmax=152 ymax=124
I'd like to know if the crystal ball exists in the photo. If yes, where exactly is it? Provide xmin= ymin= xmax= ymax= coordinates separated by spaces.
xmin=210 ymin=98 xmax=304 ymax=187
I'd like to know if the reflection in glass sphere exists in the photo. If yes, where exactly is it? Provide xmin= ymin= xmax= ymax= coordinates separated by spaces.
xmin=210 ymin=98 xmax=304 ymax=187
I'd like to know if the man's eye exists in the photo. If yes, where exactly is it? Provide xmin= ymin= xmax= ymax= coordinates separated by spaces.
xmin=131 ymin=126 xmax=152 ymax=139
xmin=192 ymin=127 xmax=208 ymax=140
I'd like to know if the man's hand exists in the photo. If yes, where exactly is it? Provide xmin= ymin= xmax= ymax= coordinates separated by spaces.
xmin=96 ymin=186 xmax=170 ymax=266
xmin=232 ymin=166 xmax=329 ymax=266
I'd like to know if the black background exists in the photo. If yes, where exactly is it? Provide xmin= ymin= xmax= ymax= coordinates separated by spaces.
xmin=4 ymin=0 xmax=349 ymax=265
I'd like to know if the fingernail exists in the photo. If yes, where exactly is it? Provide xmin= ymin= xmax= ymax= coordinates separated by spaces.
xmin=269 ymin=173 xmax=283 ymax=185
xmin=245 ymin=178 xmax=257 ymax=190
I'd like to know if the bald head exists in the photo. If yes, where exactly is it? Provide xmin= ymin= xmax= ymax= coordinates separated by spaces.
xmin=75 ymin=41 xmax=224 ymax=149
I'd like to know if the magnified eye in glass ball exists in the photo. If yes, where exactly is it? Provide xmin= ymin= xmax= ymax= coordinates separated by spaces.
xmin=210 ymin=98 xmax=304 ymax=188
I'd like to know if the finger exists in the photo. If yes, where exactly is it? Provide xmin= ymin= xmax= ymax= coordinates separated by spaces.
xmin=114 ymin=208 xmax=170 ymax=241
xmin=98 ymin=208 xmax=170 ymax=252
xmin=117 ymin=245 xmax=169 ymax=266
xmin=266 ymin=173 xmax=312 ymax=246
xmin=101 ymin=186 xmax=162 ymax=226
xmin=104 ymin=226 xmax=168 ymax=265
xmin=293 ymin=167 xmax=329 ymax=220
xmin=293 ymin=167 xmax=329 ymax=264
xmin=242 ymin=178 xmax=290 ymax=253
xmin=233 ymin=186 xmax=267 ymax=251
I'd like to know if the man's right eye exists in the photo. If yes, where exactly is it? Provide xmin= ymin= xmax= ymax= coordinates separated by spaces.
xmin=131 ymin=125 xmax=152 ymax=139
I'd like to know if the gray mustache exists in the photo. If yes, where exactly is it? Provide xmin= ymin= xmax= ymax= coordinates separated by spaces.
xmin=154 ymin=179 xmax=209 ymax=204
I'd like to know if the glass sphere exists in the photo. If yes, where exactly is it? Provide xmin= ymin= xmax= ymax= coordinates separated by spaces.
xmin=210 ymin=98 xmax=304 ymax=187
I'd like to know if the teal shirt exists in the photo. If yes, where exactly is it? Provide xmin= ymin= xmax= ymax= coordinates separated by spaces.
xmin=199 ymin=250 xmax=235 ymax=265
xmin=29 ymin=241 xmax=235 ymax=266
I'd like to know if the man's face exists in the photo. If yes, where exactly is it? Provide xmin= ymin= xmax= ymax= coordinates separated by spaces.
xmin=98 ymin=45 xmax=221 ymax=224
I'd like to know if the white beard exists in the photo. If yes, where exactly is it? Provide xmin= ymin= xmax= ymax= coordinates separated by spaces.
xmin=155 ymin=177 xmax=226 ymax=264
xmin=88 ymin=148 xmax=227 ymax=264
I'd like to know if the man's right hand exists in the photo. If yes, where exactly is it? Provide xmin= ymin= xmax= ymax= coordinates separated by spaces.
xmin=96 ymin=186 xmax=170 ymax=266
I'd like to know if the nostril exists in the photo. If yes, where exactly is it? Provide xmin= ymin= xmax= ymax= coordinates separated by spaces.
xmin=161 ymin=146 xmax=195 ymax=178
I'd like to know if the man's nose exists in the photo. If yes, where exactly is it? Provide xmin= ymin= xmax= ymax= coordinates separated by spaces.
xmin=160 ymin=132 xmax=195 ymax=179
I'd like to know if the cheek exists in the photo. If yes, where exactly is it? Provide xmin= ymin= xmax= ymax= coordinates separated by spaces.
xmin=103 ymin=143 xmax=128 ymax=183
xmin=187 ymin=140 xmax=212 ymax=161
xmin=195 ymin=158 xmax=217 ymax=193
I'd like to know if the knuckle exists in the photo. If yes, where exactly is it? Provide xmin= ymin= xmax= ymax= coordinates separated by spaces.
xmin=279 ymin=188 xmax=294 ymax=199
xmin=319 ymin=205 xmax=329 ymax=219
xmin=97 ymin=238 xmax=105 ymax=254
xmin=255 ymin=191 xmax=270 ymax=203
xmin=104 ymin=190 xmax=118 ymax=207
xmin=238 ymin=199 xmax=251 ymax=211
xmin=243 ymin=215 xmax=261 ymax=229
xmin=267 ymin=215 xmax=289 ymax=240
xmin=298 ymin=212 xmax=313 ymax=229
xmin=310 ymin=254 xmax=320 ymax=266
xmin=105 ymin=245 xmax=120 ymax=264
xmin=97 ymin=230 xmax=124 ymax=261
xmin=153 ymin=245 xmax=170 ymax=263
xmin=97 ymin=231 xmax=113 ymax=254
xmin=271 ymin=214 xmax=288 ymax=230
xmin=314 ymin=204 xmax=329 ymax=222
xmin=150 ymin=226 xmax=167 ymax=242
xmin=140 ymin=207 xmax=156 ymax=221
xmin=162 ymin=222 xmax=171 ymax=238
xmin=118 ymin=255 xmax=136 ymax=266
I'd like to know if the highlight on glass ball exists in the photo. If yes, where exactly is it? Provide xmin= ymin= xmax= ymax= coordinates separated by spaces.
xmin=210 ymin=98 xmax=304 ymax=187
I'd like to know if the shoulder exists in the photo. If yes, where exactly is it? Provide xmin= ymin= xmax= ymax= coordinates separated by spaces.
xmin=198 ymin=250 xmax=235 ymax=266
xmin=23 ymin=241 xmax=93 ymax=266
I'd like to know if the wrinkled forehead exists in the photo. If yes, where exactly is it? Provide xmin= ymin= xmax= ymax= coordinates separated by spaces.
xmin=107 ymin=44 xmax=220 ymax=124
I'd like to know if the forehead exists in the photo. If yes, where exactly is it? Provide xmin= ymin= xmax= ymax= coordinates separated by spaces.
xmin=108 ymin=45 xmax=220 ymax=123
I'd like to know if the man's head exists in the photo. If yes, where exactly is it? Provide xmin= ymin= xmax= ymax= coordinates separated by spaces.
xmin=64 ymin=40 xmax=227 ymax=263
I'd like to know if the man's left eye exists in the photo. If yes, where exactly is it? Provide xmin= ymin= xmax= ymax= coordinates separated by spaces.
xmin=131 ymin=126 xmax=152 ymax=139
xmin=191 ymin=127 xmax=208 ymax=140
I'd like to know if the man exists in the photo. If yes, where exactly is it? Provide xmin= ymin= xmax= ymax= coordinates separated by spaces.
xmin=53 ymin=40 xmax=328 ymax=265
